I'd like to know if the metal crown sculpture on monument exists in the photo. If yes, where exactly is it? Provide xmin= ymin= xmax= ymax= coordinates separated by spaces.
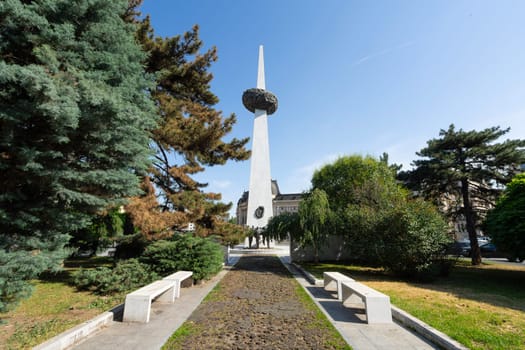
xmin=242 ymin=88 xmax=278 ymax=115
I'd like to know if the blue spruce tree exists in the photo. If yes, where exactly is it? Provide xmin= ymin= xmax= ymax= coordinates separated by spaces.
xmin=0 ymin=0 xmax=157 ymax=311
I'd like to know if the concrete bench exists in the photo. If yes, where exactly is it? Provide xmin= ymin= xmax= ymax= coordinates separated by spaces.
xmin=122 ymin=270 xmax=193 ymax=323
xmin=323 ymin=271 xmax=355 ymax=301
xmin=163 ymin=270 xmax=193 ymax=298
xmin=341 ymin=280 xmax=392 ymax=324
xmin=123 ymin=279 xmax=177 ymax=323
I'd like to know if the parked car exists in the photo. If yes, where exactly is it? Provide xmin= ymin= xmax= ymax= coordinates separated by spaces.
xmin=72 ymin=249 xmax=95 ymax=258
xmin=477 ymin=243 xmax=521 ymax=260
xmin=506 ymin=255 xmax=524 ymax=263
xmin=477 ymin=236 xmax=491 ymax=245
xmin=479 ymin=243 xmax=498 ymax=257
xmin=446 ymin=240 xmax=523 ymax=261
xmin=446 ymin=241 xmax=471 ymax=257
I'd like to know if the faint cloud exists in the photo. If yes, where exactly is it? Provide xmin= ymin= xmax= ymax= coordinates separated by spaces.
xmin=352 ymin=41 xmax=414 ymax=67
xmin=285 ymin=154 xmax=342 ymax=193
xmin=492 ymin=109 xmax=525 ymax=139
xmin=381 ymin=142 xmax=418 ymax=171
xmin=210 ymin=180 xmax=232 ymax=189
xmin=298 ymin=153 xmax=341 ymax=175
xmin=463 ymin=108 xmax=525 ymax=141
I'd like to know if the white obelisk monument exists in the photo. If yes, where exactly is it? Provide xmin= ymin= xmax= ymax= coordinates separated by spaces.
xmin=242 ymin=46 xmax=278 ymax=247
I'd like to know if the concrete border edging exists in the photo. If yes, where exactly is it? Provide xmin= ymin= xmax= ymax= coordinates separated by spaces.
xmin=290 ymin=262 xmax=323 ymax=286
xmin=33 ymin=304 xmax=123 ymax=350
xmin=391 ymin=306 xmax=469 ymax=350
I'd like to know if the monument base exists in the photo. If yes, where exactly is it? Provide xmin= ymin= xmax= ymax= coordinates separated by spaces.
xmin=244 ymin=236 xmax=275 ymax=249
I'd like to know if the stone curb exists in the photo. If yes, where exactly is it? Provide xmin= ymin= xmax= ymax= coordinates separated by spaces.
xmin=391 ymin=306 xmax=469 ymax=350
xmin=33 ymin=304 xmax=124 ymax=350
xmin=290 ymin=262 xmax=469 ymax=350
xmin=290 ymin=262 xmax=324 ymax=286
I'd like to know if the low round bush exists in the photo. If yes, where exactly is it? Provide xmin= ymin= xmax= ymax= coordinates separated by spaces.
xmin=139 ymin=234 xmax=224 ymax=281
xmin=343 ymin=199 xmax=451 ymax=279
xmin=73 ymin=259 xmax=158 ymax=295
xmin=375 ymin=200 xmax=451 ymax=279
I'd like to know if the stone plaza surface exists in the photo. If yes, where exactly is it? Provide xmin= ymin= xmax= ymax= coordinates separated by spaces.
xmin=40 ymin=243 xmax=464 ymax=350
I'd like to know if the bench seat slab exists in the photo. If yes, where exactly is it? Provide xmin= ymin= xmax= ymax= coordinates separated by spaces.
xmin=323 ymin=272 xmax=355 ymax=301
xmin=163 ymin=271 xmax=193 ymax=298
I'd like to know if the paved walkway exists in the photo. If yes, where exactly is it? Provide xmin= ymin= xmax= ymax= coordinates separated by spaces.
xmin=68 ymin=244 xmax=439 ymax=350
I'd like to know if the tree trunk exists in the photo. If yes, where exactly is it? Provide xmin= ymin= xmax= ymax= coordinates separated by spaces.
xmin=461 ymin=179 xmax=481 ymax=265
xmin=314 ymin=243 xmax=319 ymax=263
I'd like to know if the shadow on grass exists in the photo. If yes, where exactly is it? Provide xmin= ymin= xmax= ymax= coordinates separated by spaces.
xmin=63 ymin=256 xmax=114 ymax=269
xmin=38 ymin=256 xmax=115 ymax=286
xmin=38 ymin=270 xmax=72 ymax=284
xmin=301 ymin=260 xmax=525 ymax=313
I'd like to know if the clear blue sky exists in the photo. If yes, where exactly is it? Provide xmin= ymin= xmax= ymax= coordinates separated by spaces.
xmin=139 ymin=0 xmax=525 ymax=216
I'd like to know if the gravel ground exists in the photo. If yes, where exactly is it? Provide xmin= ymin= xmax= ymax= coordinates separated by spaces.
xmin=164 ymin=255 xmax=350 ymax=350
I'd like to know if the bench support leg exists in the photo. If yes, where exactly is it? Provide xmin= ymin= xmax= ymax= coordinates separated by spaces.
xmin=123 ymin=297 xmax=151 ymax=323
xmin=365 ymin=297 xmax=392 ymax=324
xmin=325 ymin=279 xmax=350 ymax=301
xmin=342 ymin=289 xmax=364 ymax=305
xmin=156 ymin=285 xmax=176 ymax=303
xmin=324 ymin=278 xmax=338 ymax=292
xmin=174 ymin=280 xmax=182 ymax=299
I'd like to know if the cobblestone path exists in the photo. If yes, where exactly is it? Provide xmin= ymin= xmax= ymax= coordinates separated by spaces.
xmin=163 ymin=255 xmax=350 ymax=350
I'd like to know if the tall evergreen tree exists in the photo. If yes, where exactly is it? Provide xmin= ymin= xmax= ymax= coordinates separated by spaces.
xmin=402 ymin=125 xmax=525 ymax=265
xmin=0 ymin=0 xmax=157 ymax=311
xmin=124 ymin=2 xmax=250 ymax=238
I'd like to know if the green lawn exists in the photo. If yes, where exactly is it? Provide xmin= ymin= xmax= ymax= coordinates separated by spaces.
xmin=0 ymin=257 xmax=124 ymax=350
xmin=2 ymin=257 xmax=524 ymax=350
xmin=302 ymin=260 xmax=525 ymax=350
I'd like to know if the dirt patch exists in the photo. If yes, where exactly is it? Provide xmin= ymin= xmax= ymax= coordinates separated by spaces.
xmin=166 ymin=255 xmax=349 ymax=349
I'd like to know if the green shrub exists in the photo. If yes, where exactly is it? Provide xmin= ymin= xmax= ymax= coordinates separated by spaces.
xmin=375 ymin=200 xmax=451 ymax=279
xmin=140 ymin=234 xmax=224 ymax=281
xmin=139 ymin=240 xmax=180 ymax=274
xmin=73 ymin=259 xmax=157 ymax=295
xmin=343 ymin=199 xmax=451 ymax=279
xmin=484 ymin=173 xmax=525 ymax=261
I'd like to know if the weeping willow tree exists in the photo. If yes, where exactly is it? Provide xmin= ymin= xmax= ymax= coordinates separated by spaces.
xmin=297 ymin=189 xmax=332 ymax=262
